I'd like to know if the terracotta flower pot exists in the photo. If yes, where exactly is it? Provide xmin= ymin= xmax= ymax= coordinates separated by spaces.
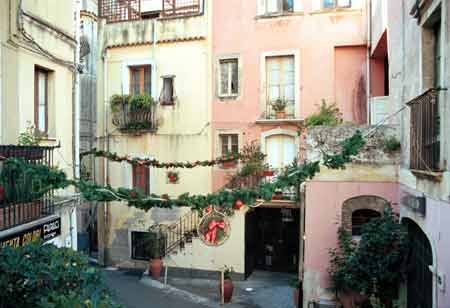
xmin=149 ymin=258 xmax=163 ymax=279
xmin=276 ymin=110 xmax=286 ymax=119
xmin=223 ymin=278 xmax=234 ymax=303
xmin=293 ymin=288 xmax=300 ymax=308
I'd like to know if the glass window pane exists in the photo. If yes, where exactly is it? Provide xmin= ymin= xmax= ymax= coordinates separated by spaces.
xmin=267 ymin=0 xmax=278 ymax=13
xmin=231 ymin=60 xmax=238 ymax=94
xmin=130 ymin=69 xmax=140 ymax=95
xmin=38 ymin=72 xmax=47 ymax=131
xmin=337 ymin=0 xmax=350 ymax=7
xmin=220 ymin=61 xmax=229 ymax=95
xmin=144 ymin=67 xmax=151 ymax=94
xmin=283 ymin=0 xmax=293 ymax=12
xmin=323 ymin=0 xmax=335 ymax=8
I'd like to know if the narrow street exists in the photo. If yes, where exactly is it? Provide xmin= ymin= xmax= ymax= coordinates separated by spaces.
xmin=104 ymin=269 xmax=212 ymax=308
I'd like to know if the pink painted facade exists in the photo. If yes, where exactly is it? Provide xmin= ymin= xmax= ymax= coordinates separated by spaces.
xmin=211 ymin=0 xmax=368 ymax=191
xmin=303 ymin=181 xmax=399 ymax=301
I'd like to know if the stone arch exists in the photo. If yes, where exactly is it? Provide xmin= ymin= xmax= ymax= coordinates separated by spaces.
xmin=341 ymin=195 xmax=390 ymax=232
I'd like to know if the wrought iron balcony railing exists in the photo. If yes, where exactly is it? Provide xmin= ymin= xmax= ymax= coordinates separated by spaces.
xmin=112 ymin=103 xmax=158 ymax=133
xmin=99 ymin=0 xmax=201 ymax=23
xmin=0 ymin=145 xmax=58 ymax=231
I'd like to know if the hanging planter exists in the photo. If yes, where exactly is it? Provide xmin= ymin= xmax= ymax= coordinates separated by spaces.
xmin=167 ymin=171 xmax=179 ymax=184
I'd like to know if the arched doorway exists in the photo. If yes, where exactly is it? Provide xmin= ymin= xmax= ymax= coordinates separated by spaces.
xmin=404 ymin=219 xmax=433 ymax=308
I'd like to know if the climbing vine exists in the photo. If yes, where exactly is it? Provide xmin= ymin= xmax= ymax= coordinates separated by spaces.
xmin=0 ymin=131 xmax=365 ymax=216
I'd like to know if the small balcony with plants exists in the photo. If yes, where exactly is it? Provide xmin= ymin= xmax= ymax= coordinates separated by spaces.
xmin=110 ymin=93 xmax=158 ymax=134
xmin=0 ymin=126 xmax=61 ymax=231
xmin=257 ymin=97 xmax=301 ymax=124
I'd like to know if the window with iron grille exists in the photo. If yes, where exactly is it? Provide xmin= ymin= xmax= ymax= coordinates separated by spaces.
xmin=266 ymin=56 xmax=295 ymax=118
xmin=263 ymin=0 xmax=294 ymax=14
xmin=131 ymin=231 xmax=166 ymax=260
xmin=129 ymin=65 xmax=151 ymax=95
xmin=220 ymin=134 xmax=239 ymax=156
xmin=219 ymin=59 xmax=239 ymax=97
xmin=162 ymin=0 xmax=201 ymax=17
xmin=99 ymin=0 xmax=141 ymax=23
xmin=351 ymin=209 xmax=381 ymax=236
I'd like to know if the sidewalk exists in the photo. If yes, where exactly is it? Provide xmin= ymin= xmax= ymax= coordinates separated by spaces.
xmin=141 ymin=270 xmax=297 ymax=308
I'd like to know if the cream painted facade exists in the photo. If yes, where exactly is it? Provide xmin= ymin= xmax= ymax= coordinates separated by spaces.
xmin=96 ymin=3 xmax=218 ymax=268
xmin=0 ymin=0 xmax=78 ymax=249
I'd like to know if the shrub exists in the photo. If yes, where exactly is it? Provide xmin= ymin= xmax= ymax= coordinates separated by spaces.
xmin=384 ymin=136 xmax=401 ymax=152
xmin=0 ymin=241 xmax=121 ymax=308
xmin=305 ymin=100 xmax=343 ymax=127
xmin=110 ymin=94 xmax=130 ymax=112
xmin=328 ymin=206 xmax=408 ymax=303
xmin=129 ymin=93 xmax=154 ymax=111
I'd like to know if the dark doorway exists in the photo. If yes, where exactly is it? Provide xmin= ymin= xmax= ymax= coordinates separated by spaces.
xmin=405 ymin=219 xmax=433 ymax=308
xmin=245 ymin=207 xmax=300 ymax=277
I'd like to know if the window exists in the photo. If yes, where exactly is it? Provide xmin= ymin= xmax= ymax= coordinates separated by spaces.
xmin=129 ymin=65 xmax=151 ymax=95
xmin=220 ymin=134 xmax=239 ymax=156
xmin=265 ymin=134 xmax=296 ymax=169
xmin=266 ymin=56 xmax=295 ymax=118
xmin=263 ymin=0 xmax=293 ymax=14
xmin=160 ymin=76 xmax=175 ymax=105
xmin=132 ymin=164 xmax=150 ymax=194
xmin=219 ymin=59 xmax=239 ymax=97
xmin=131 ymin=231 xmax=166 ymax=260
xmin=351 ymin=209 xmax=381 ymax=236
xmin=409 ymin=15 xmax=441 ymax=172
xmin=34 ymin=67 xmax=49 ymax=133
xmin=323 ymin=0 xmax=351 ymax=9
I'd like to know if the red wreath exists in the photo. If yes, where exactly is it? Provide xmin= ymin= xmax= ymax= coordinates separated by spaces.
xmin=204 ymin=219 xmax=226 ymax=244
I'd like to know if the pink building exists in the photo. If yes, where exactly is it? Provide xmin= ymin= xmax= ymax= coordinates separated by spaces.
xmin=212 ymin=0 xmax=368 ymax=191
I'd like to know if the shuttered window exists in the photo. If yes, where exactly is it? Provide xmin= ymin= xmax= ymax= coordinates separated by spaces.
xmin=130 ymin=65 xmax=151 ymax=95
xmin=266 ymin=56 xmax=295 ymax=117
xmin=351 ymin=209 xmax=380 ymax=236
xmin=160 ymin=76 xmax=175 ymax=105
xmin=34 ymin=68 xmax=49 ymax=133
xmin=132 ymin=164 xmax=150 ymax=195
xmin=266 ymin=134 xmax=296 ymax=169
xmin=219 ymin=59 xmax=239 ymax=97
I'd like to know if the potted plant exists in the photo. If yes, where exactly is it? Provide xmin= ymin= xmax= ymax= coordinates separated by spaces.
xmin=222 ymin=152 xmax=238 ymax=169
xmin=148 ymin=228 xmax=164 ymax=279
xmin=271 ymin=98 xmax=287 ymax=119
xmin=272 ymin=189 xmax=284 ymax=200
xmin=221 ymin=266 xmax=234 ymax=303
xmin=290 ymin=279 xmax=302 ymax=308
xmin=167 ymin=170 xmax=179 ymax=184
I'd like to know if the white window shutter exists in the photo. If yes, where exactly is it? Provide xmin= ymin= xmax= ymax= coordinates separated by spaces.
xmin=123 ymin=163 xmax=133 ymax=189
xmin=311 ymin=0 xmax=321 ymax=11
xmin=257 ymin=0 xmax=266 ymax=15
xmin=337 ymin=0 xmax=351 ymax=7
xmin=293 ymin=0 xmax=303 ymax=12
xmin=148 ymin=167 xmax=153 ymax=194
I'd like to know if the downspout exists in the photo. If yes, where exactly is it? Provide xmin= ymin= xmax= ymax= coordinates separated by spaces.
xmin=367 ymin=0 xmax=372 ymax=124
xmin=299 ymin=182 xmax=306 ymax=282
xmin=102 ymin=45 xmax=109 ymax=264
xmin=71 ymin=0 xmax=82 ymax=251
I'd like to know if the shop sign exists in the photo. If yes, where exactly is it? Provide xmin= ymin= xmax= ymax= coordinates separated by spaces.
xmin=0 ymin=217 xmax=61 ymax=248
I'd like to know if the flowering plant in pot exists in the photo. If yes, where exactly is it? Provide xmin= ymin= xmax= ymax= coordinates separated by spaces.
xmin=221 ymin=152 xmax=238 ymax=168
xmin=290 ymin=279 xmax=302 ymax=308
xmin=271 ymin=98 xmax=287 ymax=119
xmin=167 ymin=170 xmax=179 ymax=184
xmin=221 ymin=265 xmax=234 ymax=303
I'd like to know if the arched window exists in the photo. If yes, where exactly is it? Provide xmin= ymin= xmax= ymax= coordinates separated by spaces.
xmin=351 ymin=209 xmax=381 ymax=236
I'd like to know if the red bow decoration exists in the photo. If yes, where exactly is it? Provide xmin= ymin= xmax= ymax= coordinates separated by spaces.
xmin=204 ymin=220 xmax=226 ymax=244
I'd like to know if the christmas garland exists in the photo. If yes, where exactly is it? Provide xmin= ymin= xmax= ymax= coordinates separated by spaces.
xmin=80 ymin=149 xmax=265 ymax=169
xmin=1 ymin=131 xmax=365 ymax=216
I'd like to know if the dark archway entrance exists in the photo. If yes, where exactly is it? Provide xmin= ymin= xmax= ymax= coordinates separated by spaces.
xmin=404 ymin=218 xmax=433 ymax=308
xmin=245 ymin=207 xmax=299 ymax=278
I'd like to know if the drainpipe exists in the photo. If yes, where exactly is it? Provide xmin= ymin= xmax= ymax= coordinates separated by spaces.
xmin=367 ymin=0 xmax=372 ymax=125
xmin=101 ymin=45 xmax=109 ymax=265
xmin=0 ymin=32 xmax=2 ymax=143
xmin=299 ymin=182 xmax=306 ymax=281
xmin=71 ymin=0 xmax=82 ymax=251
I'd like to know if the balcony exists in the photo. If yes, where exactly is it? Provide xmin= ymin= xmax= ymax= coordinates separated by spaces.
xmin=99 ymin=0 xmax=201 ymax=23
xmin=0 ymin=145 xmax=58 ymax=231
xmin=112 ymin=102 xmax=158 ymax=133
